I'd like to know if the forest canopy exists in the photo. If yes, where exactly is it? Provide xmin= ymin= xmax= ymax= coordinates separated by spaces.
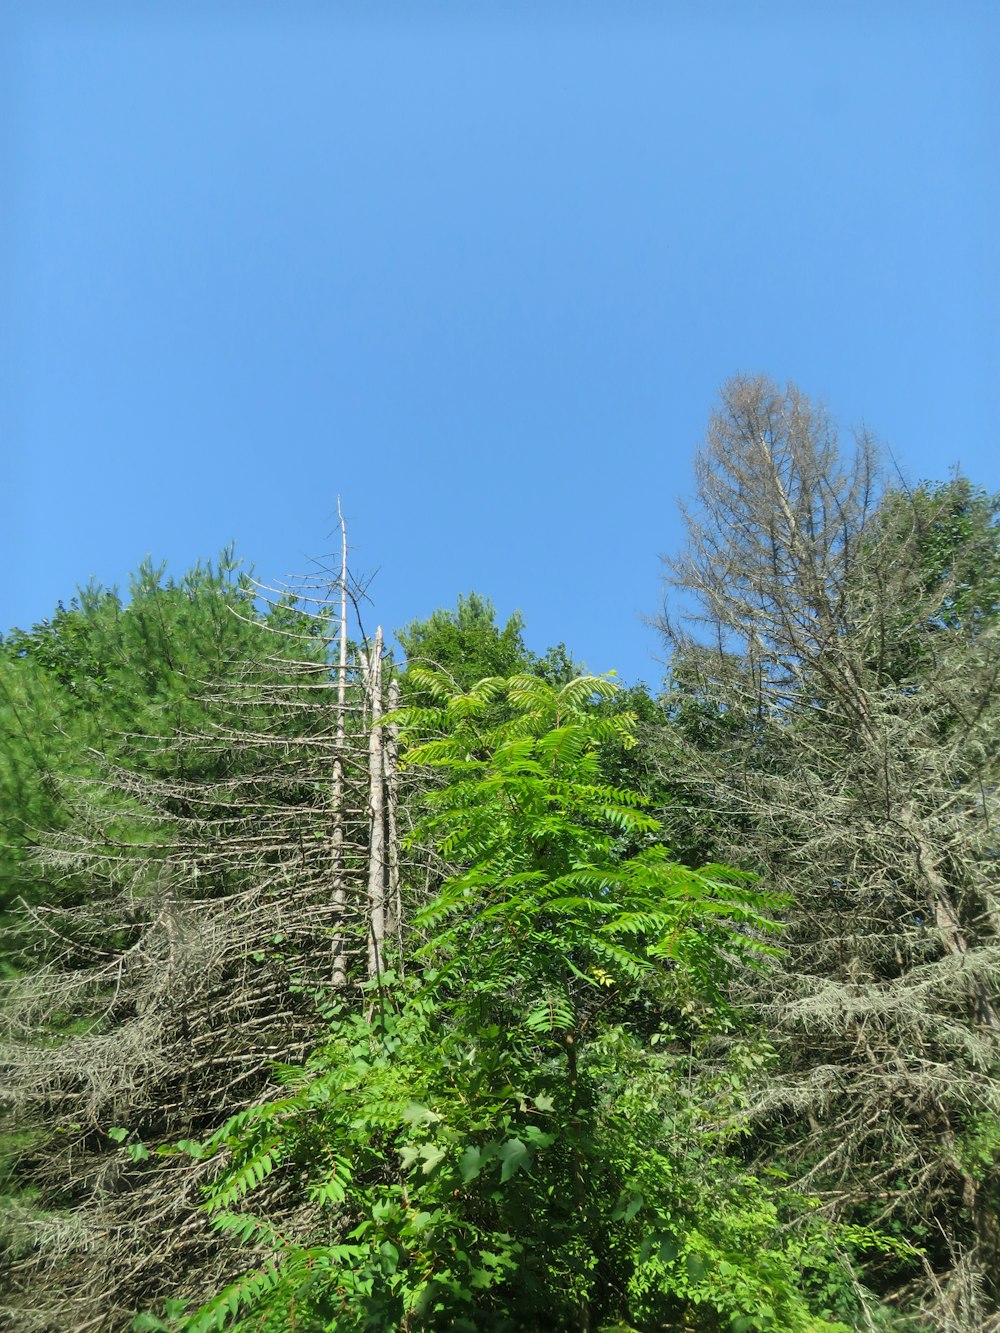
xmin=1 ymin=377 xmax=998 ymax=1333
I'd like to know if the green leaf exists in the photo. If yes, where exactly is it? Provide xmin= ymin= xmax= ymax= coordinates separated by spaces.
xmin=685 ymin=1252 xmax=707 ymax=1282
xmin=107 ymin=1126 xmax=129 ymax=1143
xmin=498 ymin=1137 xmax=530 ymax=1183
xmin=521 ymin=1126 xmax=556 ymax=1150
xmin=419 ymin=1143 xmax=447 ymax=1175
xmin=611 ymin=1190 xmax=643 ymax=1222
xmin=379 ymin=1240 xmax=399 ymax=1273
xmin=398 ymin=1145 xmax=421 ymax=1171
xmin=402 ymin=1102 xmax=442 ymax=1126
xmin=459 ymin=1145 xmax=483 ymax=1182
xmin=657 ymin=1235 xmax=679 ymax=1263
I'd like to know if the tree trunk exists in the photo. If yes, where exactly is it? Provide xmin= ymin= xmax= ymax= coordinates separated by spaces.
xmin=331 ymin=500 xmax=350 ymax=988
xmin=366 ymin=628 xmax=386 ymax=981
xmin=384 ymin=676 xmax=403 ymax=964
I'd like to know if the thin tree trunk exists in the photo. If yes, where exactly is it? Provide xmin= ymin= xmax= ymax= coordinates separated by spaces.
xmin=384 ymin=676 xmax=404 ymax=966
xmin=366 ymin=627 xmax=386 ymax=981
xmin=331 ymin=500 xmax=350 ymax=989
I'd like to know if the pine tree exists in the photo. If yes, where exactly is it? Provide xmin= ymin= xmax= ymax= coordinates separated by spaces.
xmin=657 ymin=375 xmax=1000 ymax=1330
xmin=0 ymin=551 xmax=392 ymax=1330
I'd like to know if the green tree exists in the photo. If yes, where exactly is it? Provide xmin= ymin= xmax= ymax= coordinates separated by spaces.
xmin=396 ymin=593 xmax=532 ymax=690
xmin=156 ymin=672 xmax=863 ymax=1333
xmin=0 ymin=549 xmax=296 ymax=967
xmin=396 ymin=592 xmax=578 ymax=694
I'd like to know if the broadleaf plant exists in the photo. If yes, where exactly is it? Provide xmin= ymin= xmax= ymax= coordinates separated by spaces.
xmin=153 ymin=672 xmax=880 ymax=1332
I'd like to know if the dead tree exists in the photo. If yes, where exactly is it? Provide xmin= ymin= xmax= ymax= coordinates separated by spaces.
xmin=384 ymin=676 xmax=403 ymax=962
xmin=0 ymin=555 xmax=406 ymax=1331
xmin=330 ymin=499 xmax=351 ymax=989
xmin=658 ymin=375 xmax=1000 ymax=1330
xmin=363 ymin=627 xmax=386 ymax=981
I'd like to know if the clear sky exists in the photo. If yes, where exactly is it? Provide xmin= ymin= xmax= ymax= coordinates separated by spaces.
xmin=3 ymin=2 xmax=997 ymax=686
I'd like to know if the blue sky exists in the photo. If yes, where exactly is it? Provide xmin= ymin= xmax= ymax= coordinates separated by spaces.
xmin=3 ymin=2 xmax=997 ymax=686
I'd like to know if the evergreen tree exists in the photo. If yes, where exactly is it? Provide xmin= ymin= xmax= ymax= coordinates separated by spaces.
xmin=0 ymin=552 xmax=353 ymax=1330
xmin=396 ymin=593 xmax=532 ymax=690
xmin=396 ymin=592 xmax=578 ymax=694
xmin=657 ymin=375 xmax=1000 ymax=1330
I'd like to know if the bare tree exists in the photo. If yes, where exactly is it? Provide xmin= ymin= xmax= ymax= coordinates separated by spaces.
xmin=330 ymin=499 xmax=351 ymax=989
xmin=384 ymin=676 xmax=404 ymax=962
xmin=658 ymin=374 xmax=1000 ymax=1330
xmin=0 ymin=565 xmax=406 ymax=1331
xmin=363 ymin=626 xmax=386 ymax=981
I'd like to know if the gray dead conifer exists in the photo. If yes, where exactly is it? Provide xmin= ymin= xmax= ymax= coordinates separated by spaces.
xmin=330 ymin=500 xmax=350 ymax=989
xmin=658 ymin=374 xmax=1000 ymax=1330
xmin=0 ymin=551 xmax=408 ymax=1330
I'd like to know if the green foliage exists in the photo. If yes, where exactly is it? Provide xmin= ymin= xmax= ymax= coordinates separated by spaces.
xmin=396 ymin=592 xmax=533 ymax=691
xmin=957 ymin=1112 xmax=1000 ymax=1183
xmin=395 ymin=592 xmax=578 ymax=697
xmin=397 ymin=670 xmax=783 ymax=1005
xmin=862 ymin=477 xmax=1000 ymax=683
xmin=900 ymin=476 xmax=1000 ymax=628
xmin=156 ymin=673 xmax=865 ymax=1332
xmin=0 ymin=547 xmax=326 ymax=968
